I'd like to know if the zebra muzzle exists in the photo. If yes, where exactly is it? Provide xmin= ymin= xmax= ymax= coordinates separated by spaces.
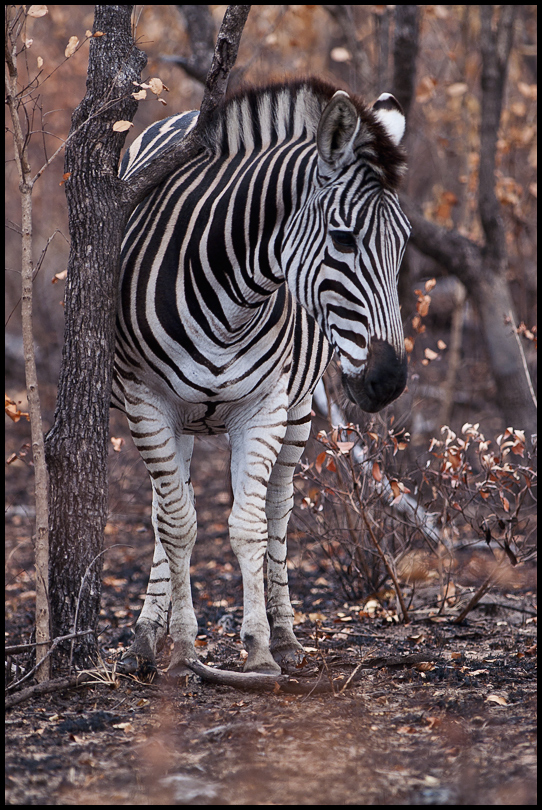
xmin=341 ymin=338 xmax=407 ymax=413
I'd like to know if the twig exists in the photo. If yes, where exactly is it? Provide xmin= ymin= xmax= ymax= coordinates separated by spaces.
xmin=338 ymin=660 xmax=365 ymax=694
xmin=6 ymin=629 xmax=93 ymax=655
xmin=508 ymin=309 xmax=537 ymax=411
xmin=6 ymin=670 xmax=100 ymax=710
xmin=453 ymin=557 xmax=508 ymax=624
xmin=70 ymin=544 xmax=133 ymax=670
xmin=357 ymin=500 xmax=410 ymax=623
xmin=6 ymin=630 xmax=94 ymax=692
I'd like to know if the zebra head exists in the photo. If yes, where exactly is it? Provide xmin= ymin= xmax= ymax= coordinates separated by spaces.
xmin=283 ymin=89 xmax=410 ymax=413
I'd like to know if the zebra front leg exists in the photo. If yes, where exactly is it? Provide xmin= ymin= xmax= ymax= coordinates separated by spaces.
xmin=120 ymin=524 xmax=171 ymax=675
xmin=123 ymin=413 xmax=198 ymax=676
xmin=266 ymin=403 xmax=312 ymax=671
xmin=228 ymin=407 xmax=289 ymax=675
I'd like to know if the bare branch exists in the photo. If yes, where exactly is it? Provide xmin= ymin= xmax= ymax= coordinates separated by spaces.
xmin=123 ymin=5 xmax=251 ymax=208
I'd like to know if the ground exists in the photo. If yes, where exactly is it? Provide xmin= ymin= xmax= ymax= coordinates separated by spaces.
xmin=5 ymin=412 xmax=537 ymax=805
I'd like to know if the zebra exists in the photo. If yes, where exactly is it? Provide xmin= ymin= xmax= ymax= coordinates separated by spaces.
xmin=113 ymin=77 xmax=410 ymax=677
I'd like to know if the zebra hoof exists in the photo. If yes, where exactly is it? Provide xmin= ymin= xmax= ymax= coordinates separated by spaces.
xmin=166 ymin=642 xmax=201 ymax=679
xmin=272 ymin=645 xmax=307 ymax=673
xmin=243 ymin=647 xmax=282 ymax=676
xmin=118 ymin=653 xmax=158 ymax=682
xmin=167 ymin=659 xmax=199 ymax=679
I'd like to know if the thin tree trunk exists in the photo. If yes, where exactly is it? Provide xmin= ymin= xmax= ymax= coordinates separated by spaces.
xmin=5 ymin=8 xmax=50 ymax=681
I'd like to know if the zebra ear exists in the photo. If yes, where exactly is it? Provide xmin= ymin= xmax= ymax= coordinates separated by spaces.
xmin=317 ymin=90 xmax=360 ymax=173
xmin=372 ymin=93 xmax=405 ymax=146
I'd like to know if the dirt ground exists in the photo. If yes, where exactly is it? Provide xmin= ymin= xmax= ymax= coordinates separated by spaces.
xmin=5 ymin=410 xmax=537 ymax=805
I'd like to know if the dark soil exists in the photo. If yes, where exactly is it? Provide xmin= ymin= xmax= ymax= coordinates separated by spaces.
xmin=5 ymin=409 xmax=537 ymax=805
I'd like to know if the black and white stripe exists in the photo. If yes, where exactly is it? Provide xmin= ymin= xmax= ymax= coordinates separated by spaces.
xmin=114 ymin=78 xmax=410 ymax=676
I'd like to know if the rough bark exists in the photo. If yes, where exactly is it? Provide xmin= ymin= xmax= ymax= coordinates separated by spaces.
xmin=392 ymin=5 xmax=419 ymax=123
xmin=45 ymin=6 xmax=147 ymax=668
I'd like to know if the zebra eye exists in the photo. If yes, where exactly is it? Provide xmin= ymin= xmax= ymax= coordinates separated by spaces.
xmin=330 ymin=230 xmax=357 ymax=253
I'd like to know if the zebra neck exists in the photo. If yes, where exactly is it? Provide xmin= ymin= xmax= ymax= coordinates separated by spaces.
xmin=191 ymin=141 xmax=318 ymax=327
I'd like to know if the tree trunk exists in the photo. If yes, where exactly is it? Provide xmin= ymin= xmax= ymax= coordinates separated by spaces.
xmin=475 ymin=266 xmax=536 ymax=430
xmin=45 ymin=6 xmax=147 ymax=668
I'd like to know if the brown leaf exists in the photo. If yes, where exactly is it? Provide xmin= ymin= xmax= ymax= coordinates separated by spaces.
xmin=113 ymin=120 xmax=134 ymax=133
xmin=64 ymin=36 xmax=79 ymax=58
xmin=5 ymin=396 xmax=30 ymax=423
xmin=372 ymin=461 xmax=382 ymax=482
xmin=315 ymin=451 xmax=327 ymax=474
xmin=486 ymin=694 xmax=507 ymax=706
xmin=27 ymin=5 xmax=48 ymax=17
xmin=111 ymin=436 xmax=125 ymax=452
xmin=500 ymin=494 xmax=510 ymax=513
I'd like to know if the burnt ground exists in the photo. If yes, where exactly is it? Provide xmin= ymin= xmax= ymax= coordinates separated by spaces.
xmin=5 ymin=409 xmax=537 ymax=806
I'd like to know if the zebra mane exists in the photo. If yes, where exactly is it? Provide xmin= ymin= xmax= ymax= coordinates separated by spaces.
xmin=200 ymin=76 xmax=406 ymax=190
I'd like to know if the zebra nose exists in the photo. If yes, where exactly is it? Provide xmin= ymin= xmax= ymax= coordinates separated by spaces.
xmin=341 ymin=338 xmax=407 ymax=413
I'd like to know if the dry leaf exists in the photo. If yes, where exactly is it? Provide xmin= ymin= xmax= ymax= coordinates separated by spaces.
xmin=416 ymin=75 xmax=437 ymax=104
xmin=65 ymin=36 xmax=79 ymax=58
xmin=486 ymin=694 xmax=507 ymax=706
xmin=336 ymin=441 xmax=355 ymax=454
xmin=113 ymin=722 xmax=135 ymax=732
xmin=27 ymin=5 xmax=48 ymax=17
xmin=315 ymin=450 xmax=327 ymax=474
xmin=330 ymin=47 xmax=351 ymax=63
xmin=414 ymin=661 xmax=435 ymax=672
xmin=5 ymin=396 xmax=30 ymax=423
xmin=147 ymin=77 xmax=165 ymax=95
xmin=416 ymin=293 xmax=431 ymax=317
xmin=447 ymin=82 xmax=468 ymax=98
xmin=113 ymin=120 xmax=134 ymax=132
xmin=111 ymin=436 xmax=125 ymax=452
xmin=424 ymin=278 xmax=436 ymax=292
xmin=372 ymin=461 xmax=382 ymax=482
xmin=389 ymin=479 xmax=403 ymax=504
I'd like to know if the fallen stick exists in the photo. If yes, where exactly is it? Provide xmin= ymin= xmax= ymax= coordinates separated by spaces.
xmin=183 ymin=653 xmax=434 ymax=694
